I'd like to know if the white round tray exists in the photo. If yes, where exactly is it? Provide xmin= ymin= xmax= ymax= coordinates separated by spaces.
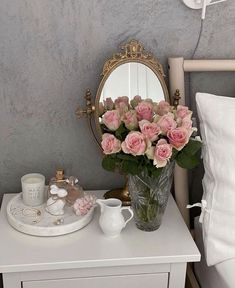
xmin=7 ymin=193 xmax=95 ymax=237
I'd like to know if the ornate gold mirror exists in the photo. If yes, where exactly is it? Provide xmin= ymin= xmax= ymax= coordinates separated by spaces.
xmin=95 ymin=40 xmax=169 ymax=138
xmin=76 ymin=40 xmax=171 ymax=205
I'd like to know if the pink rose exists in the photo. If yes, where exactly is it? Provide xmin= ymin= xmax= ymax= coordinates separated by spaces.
xmin=101 ymin=133 xmax=121 ymax=154
xmin=135 ymin=101 xmax=153 ymax=121
xmin=103 ymin=97 xmax=114 ymax=110
xmin=73 ymin=195 xmax=96 ymax=216
xmin=153 ymin=139 xmax=172 ymax=168
xmin=116 ymin=102 xmax=129 ymax=116
xmin=176 ymin=118 xmax=196 ymax=136
xmin=114 ymin=96 xmax=129 ymax=107
xmin=176 ymin=105 xmax=192 ymax=119
xmin=121 ymin=132 xmax=147 ymax=156
xmin=145 ymin=98 xmax=153 ymax=104
xmin=139 ymin=120 xmax=160 ymax=142
xmin=157 ymin=113 xmax=177 ymax=134
xmin=155 ymin=100 xmax=171 ymax=116
xmin=145 ymin=145 xmax=154 ymax=160
xmin=130 ymin=95 xmax=142 ymax=108
xmin=114 ymin=96 xmax=129 ymax=115
xmin=122 ymin=110 xmax=138 ymax=130
xmin=102 ymin=110 xmax=121 ymax=131
xmin=180 ymin=118 xmax=192 ymax=129
xmin=167 ymin=127 xmax=190 ymax=151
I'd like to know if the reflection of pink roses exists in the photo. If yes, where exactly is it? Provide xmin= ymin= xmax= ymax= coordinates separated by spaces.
xmin=135 ymin=101 xmax=153 ymax=121
xmin=114 ymin=96 xmax=129 ymax=106
xmin=139 ymin=120 xmax=160 ymax=142
xmin=102 ymin=110 xmax=121 ymax=131
xmin=153 ymin=139 xmax=172 ymax=168
xmin=157 ymin=113 xmax=177 ymax=134
xmin=114 ymin=96 xmax=129 ymax=115
xmin=104 ymin=97 xmax=114 ymax=110
xmin=122 ymin=110 xmax=138 ymax=130
xmin=122 ymin=132 xmax=147 ymax=156
xmin=130 ymin=95 xmax=142 ymax=108
xmin=116 ymin=102 xmax=129 ymax=115
xmin=167 ymin=127 xmax=189 ymax=151
xmin=155 ymin=100 xmax=171 ymax=116
xmin=176 ymin=105 xmax=192 ymax=119
xmin=101 ymin=133 xmax=121 ymax=154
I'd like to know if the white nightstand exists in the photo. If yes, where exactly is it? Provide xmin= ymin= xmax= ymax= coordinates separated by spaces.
xmin=0 ymin=191 xmax=200 ymax=288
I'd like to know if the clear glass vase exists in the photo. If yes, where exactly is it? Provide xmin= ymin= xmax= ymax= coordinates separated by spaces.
xmin=128 ymin=161 xmax=175 ymax=231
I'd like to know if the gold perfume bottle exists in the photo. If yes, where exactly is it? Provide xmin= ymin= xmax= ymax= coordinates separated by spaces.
xmin=48 ymin=169 xmax=67 ymax=198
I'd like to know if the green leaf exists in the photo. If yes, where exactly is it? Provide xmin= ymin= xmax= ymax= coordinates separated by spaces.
xmin=115 ymin=123 xmax=128 ymax=141
xmin=102 ymin=156 xmax=116 ymax=172
xmin=100 ymin=124 xmax=113 ymax=133
xmin=171 ymin=148 xmax=179 ymax=160
xmin=182 ymin=139 xmax=202 ymax=156
xmin=121 ymin=160 xmax=139 ymax=175
xmin=176 ymin=152 xmax=200 ymax=169
xmin=116 ymin=153 xmax=139 ymax=163
xmin=151 ymin=167 xmax=163 ymax=178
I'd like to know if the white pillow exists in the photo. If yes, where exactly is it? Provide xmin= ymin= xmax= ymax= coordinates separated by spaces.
xmin=196 ymin=92 xmax=235 ymax=266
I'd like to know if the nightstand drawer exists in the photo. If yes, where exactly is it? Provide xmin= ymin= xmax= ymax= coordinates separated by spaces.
xmin=23 ymin=273 xmax=168 ymax=288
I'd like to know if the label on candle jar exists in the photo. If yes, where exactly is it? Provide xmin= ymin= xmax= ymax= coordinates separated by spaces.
xmin=27 ymin=186 xmax=43 ymax=200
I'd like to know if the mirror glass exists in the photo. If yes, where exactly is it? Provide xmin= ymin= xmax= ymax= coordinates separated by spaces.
xmin=100 ymin=63 xmax=165 ymax=109
xmin=95 ymin=40 xmax=170 ymax=139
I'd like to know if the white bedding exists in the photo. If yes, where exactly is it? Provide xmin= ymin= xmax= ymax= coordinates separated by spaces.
xmin=194 ymin=216 xmax=235 ymax=288
xmin=196 ymin=93 xmax=235 ymax=266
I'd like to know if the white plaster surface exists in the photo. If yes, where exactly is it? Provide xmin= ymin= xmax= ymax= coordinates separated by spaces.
xmin=1 ymin=0 xmax=235 ymax=199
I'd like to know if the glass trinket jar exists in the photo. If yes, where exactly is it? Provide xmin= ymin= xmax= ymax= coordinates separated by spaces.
xmin=65 ymin=176 xmax=84 ymax=206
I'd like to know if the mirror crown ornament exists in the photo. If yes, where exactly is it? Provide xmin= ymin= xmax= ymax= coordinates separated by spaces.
xmin=102 ymin=40 xmax=165 ymax=77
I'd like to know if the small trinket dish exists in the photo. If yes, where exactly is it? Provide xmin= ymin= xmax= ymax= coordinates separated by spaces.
xmin=6 ymin=192 xmax=95 ymax=237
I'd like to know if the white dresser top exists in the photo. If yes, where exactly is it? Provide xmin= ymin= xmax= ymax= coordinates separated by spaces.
xmin=0 ymin=191 xmax=200 ymax=273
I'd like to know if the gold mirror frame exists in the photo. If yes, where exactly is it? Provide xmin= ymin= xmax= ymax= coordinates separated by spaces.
xmin=94 ymin=39 xmax=170 ymax=139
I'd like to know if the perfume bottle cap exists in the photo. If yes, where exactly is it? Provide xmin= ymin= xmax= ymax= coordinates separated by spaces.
xmin=56 ymin=169 xmax=64 ymax=181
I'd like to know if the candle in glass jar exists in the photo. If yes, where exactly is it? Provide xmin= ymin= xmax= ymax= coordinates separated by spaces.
xmin=21 ymin=173 xmax=45 ymax=206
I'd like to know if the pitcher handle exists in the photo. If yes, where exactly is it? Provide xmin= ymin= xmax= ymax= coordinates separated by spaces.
xmin=121 ymin=207 xmax=134 ymax=227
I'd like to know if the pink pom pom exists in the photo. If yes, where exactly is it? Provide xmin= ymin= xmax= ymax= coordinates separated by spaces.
xmin=73 ymin=194 xmax=96 ymax=216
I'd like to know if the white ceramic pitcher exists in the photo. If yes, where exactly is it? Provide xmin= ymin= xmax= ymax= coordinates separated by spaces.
xmin=96 ymin=198 xmax=134 ymax=237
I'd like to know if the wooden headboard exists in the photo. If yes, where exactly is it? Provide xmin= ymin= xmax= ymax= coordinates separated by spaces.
xmin=168 ymin=57 xmax=235 ymax=227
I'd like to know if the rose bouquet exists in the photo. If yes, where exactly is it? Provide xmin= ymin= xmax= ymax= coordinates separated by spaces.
xmin=100 ymin=96 xmax=201 ymax=177
xmin=99 ymin=96 xmax=201 ymax=231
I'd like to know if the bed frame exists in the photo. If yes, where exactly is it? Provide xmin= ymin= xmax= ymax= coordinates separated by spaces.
xmin=168 ymin=57 xmax=235 ymax=288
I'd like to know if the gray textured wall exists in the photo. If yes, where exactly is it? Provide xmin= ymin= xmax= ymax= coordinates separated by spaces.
xmin=1 ymin=0 xmax=235 ymax=200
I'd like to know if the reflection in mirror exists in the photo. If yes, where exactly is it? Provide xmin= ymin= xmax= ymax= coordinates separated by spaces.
xmin=98 ymin=62 xmax=167 ymax=128
xmin=101 ymin=63 xmax=165 ymax=103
